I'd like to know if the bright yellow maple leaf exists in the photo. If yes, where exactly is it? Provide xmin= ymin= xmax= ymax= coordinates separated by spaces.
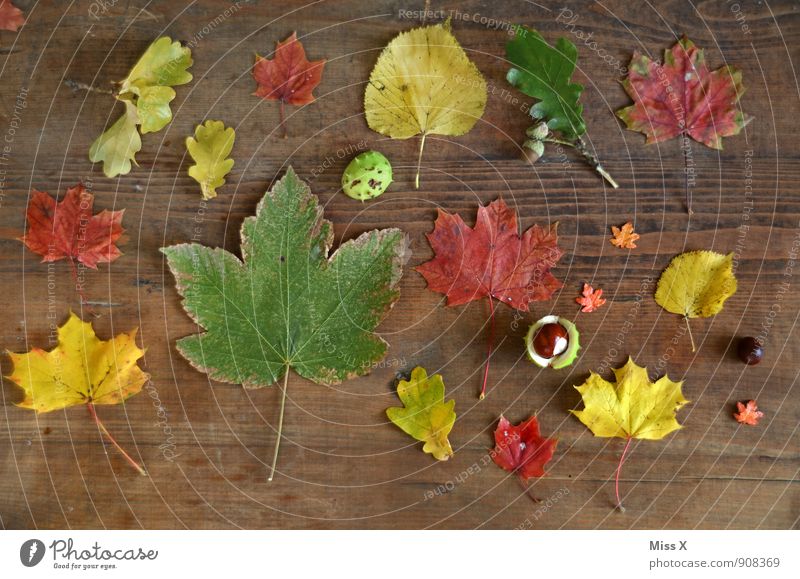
xmin=186 ymin=120 xmax=235 ymax=200
xmin=655 ymin=250 xmax=737 ymax=351
xmin=571 ymin=357 xmax=688 ymax=509
xmin=386 ymin=366 xmax=456 ymax=461
xmin=6 ymin=312 xmax=149 ymax=474
xmin=364 ymin=19 xmax=487 ymax=188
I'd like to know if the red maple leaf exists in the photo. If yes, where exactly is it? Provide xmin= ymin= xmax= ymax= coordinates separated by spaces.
xmin=416 ymin=199 xmax=562 ymax=398
xmin=734 ymin=400 xmax=764 ymax=426
xmin=0 ymin=0 xmax=24 ymax=32
xmin=20 ymin=183 xmax=125 ymax=269
xmin=576 ymin=282 xmax=606 ymax=313
xmin=492 ymin=415 xmax=557 ymax=481
xmin=252 ymin=32 xmax=325 ymax=137
xmin=617 ymin=36 xmax=752 ymax=150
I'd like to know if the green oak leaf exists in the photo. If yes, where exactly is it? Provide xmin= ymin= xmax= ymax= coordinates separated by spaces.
xmin=90 ymin=36 xmax=192 ymax=177
xmin=506 ymin=26 xmax=586 ymax=140
xmin=186 ymin=120 xmax=235 ymax=200
xmin=161 ymin=167 xmax=408 ymax=478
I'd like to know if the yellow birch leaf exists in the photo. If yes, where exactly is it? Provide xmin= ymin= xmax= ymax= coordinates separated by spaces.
xmin=571 ymin=357 xmax=688 ymax=509
xmin=386 ymin=366 xmax=456 ymax=461
xmin=655 ymin=250 xmax=737 ymax=351
xmin=364 ymin=19 xmax=487 ymax=188
xmin=6 ymin=312 xmax=148 ymax=413
xmin=186 ymin=120 xmax=236 ymax=200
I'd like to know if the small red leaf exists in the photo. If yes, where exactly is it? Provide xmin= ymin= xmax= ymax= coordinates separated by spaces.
xmin=0 ymin=0 xmax=24 ymax=32
xmin=617 ymin=36 xmax=752 ymax=149
xmin=252 ymin=32 xmax=325 ymax=106
xmin=576 ymin=282 xmax=606 ymax=313
xmin=491 ymin=415 xmax=557 ymax=481
xmin=734 ymin=400 xmax=764 ymax=426
xmin=416 ymin=199 xmax=563 ymax=311
xmin=20 ymin=184 xmax=125 ymax=269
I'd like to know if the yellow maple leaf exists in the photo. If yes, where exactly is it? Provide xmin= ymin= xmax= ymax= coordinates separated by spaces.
xmin=186 ymin=120 xmax=236 ymax=200
xmin=386 ymin=366 xmax=456 ymax=461
xmin=364 ymin=19 xmax=487 ymax=188
xmin=655 ymin=250 xmax=737 ymax=351
xmin=6 ymin=312 xmax=149 ymax=474
xmin=571 ymin=357 xmax=688 ymax=509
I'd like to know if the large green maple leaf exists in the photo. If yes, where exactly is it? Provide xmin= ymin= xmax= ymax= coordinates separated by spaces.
xmin=506 ymin=26 xmax=585 ymax=140
xmin=161 ymin=167 xmax=407 ymax=478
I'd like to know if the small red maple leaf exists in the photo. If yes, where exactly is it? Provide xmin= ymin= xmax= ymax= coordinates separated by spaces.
xmin=20 ymin=183 xmax=125 ymax=269
xmin=492 ymin=415 xmax=557 ymax=481
xmin=252 ymin=32 xmax=325 ymax=137
xmin=576 ymin=283 xmax=606 ymax=313
xmin=417 ymin=199 xmax=562 ymax=398
xmin=617 ymin=36 xmax=752 ymax=150
xmin=0 ymin=0 xmax=24 ymax=32
xmin=734 ymin=400 xmax=764 ymax=426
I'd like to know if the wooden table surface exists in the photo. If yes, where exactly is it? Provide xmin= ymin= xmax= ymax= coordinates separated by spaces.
xmin=0 ymin=0 xmax=798 ymax=530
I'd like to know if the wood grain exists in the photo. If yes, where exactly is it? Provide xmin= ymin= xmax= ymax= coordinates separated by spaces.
xmin=0 ymin=0 xmax=798 ymax=529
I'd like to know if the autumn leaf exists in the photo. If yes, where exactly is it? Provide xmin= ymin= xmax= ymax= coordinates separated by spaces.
xmin=734 ymin=400 xmax=764 ymax=426
xmin=491 ymin=415 xmax=557 ymax=481
xmin=416 ymin=198 xmax=562 ymax=398
xmin=617 ymin=36 xmax=751 ymax=150
xmin=90 ymin=37 xmax=193 ymax=178
xmin=505 ymin=26 xmax=617 ymax=187
xmin=610 ymin=221 xmax=639 ymax=249
xmin=253 ymin=32 xmax=325 ymax=138
xmin=0 ymin=0 xmax=24 ymax=32
xmin=655 ymin=250 xmax=737 ymax=352
xmin=186 ymin=120 xmax=235 ymax=200
xmin=364 ymin=19 xmax=487 ymax=188
xmin=386 ymin=367 xmax=455 ymax=461
xmin=161 ymin=167 xmax=407 ymax=480
xmin=576 ymin=283 xmax=606 ymax=313
xmin=6 ymin=312 xmax=149 ymax=475
xmin=571 ymin=357 xmax=688 ymax=509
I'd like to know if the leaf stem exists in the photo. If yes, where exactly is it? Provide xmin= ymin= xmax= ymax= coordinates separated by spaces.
xmin=615 ymin=436 xmax=632 ymax=511
xmin=479 ymin=296 xmax=497 ymax=400
xmin=516 ymin=475 xmax=541 ymax=504
xmin=68 ymin=257 xmax=96 ymax=317
xmin=682 ymin=136 xmax=693 ymax=215
xmin=87 ymin=403 xmax=147 ymax=476
xmin=278 ymin=100 xmax=287 ymax=139
xmin=268 ymin=367 xmax=291 ymax=482
xmin=64 ymin=79 xmax=115 ymax=96
xmin=415 ymin=132 xmax=427 ymax=189
xmin=544 ymin=137 xmax=619 ymax=188
xmin=684 ymin=315 xmax=696 ymax=352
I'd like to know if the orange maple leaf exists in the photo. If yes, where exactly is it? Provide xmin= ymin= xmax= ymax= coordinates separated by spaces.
xmin=0 ymin=0 xmax=24 ymax=32
xmin=576 ymin=283 xmax=606 ymax=313
xmin=734 ymin=400 xmax=764 ymax=426
xmin=610 ymin=221 xmax=640 ymax=249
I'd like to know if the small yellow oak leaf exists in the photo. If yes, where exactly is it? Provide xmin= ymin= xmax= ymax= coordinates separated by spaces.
xmin=386 ymin=366 xmax=456 ymax=461
xmin=571 ymin=357 xmax=688 ymax=441
xmin=655 ymin=250 xmax=737 ymax=352
xmin=364 ymin=19 xmax=487 ymax=188
xmin=6 ymin=312 xmax=149 ymax=413
xmin=186 ymin=120 xmax=236 ymax=200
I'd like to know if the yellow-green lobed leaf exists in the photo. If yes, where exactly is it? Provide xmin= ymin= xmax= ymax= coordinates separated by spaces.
xmin=89 ymin=102 xmax=141 ymax=179
xmin=186 ymin=120 xmax=235 ymax=200
xmin=386 ymin=366 xmax=456 ymax=461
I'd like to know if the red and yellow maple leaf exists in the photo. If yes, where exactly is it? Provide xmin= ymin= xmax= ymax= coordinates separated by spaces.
xmin=417 ymin=199 xmax=562 ymax=398
xmin=617 ymin=36 xmax=752 ymax=149
xmin=491 ymin=415 xmax=557 ymax=481
xmin=610 ymin=221 xmax=639 ymax=249
xmin=576 ymin=283 xmax=606 ymax=313
xmin=734 ymin=400 xmax=764 ymax=426
xmin=20 ymin=183 xmax=125 ymax=269
xmin=0 ymin=0 xmax=24 ymax=32
xmin=252 ymin=32 xmax=325 ymax=137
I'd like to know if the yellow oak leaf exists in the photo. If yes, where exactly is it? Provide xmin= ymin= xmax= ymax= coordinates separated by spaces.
xmin=655 ymin=250 xmax=737 ymax=351
xmin=6 ymin=312 xmax=149 ymax=474
xmin=386 ymin=366 xmax=456 ymax=461
xmin=186 ymin=120 xmax=235 ymax=200
xmin=571 ymin=357 xmax=688 ymax=509
xmin=364 ymin=19 xmax=487 ymax=188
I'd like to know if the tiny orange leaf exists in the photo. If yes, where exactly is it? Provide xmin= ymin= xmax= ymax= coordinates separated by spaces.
xmin=576 ymin=283 xmax=606 ymax=313
xmin=734 ymin=400 xmax=764 ymax=426
xmin=610 ymin=221 xmax=640 ymax=249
